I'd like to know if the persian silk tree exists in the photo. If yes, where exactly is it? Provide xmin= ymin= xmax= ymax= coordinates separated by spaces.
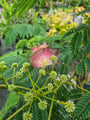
xmin=0 ymin=43 xmax=90 ymax=120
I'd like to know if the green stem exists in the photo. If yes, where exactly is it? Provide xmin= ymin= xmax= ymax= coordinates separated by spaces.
xmin=48 ymin=95 xmax=55 ymax=120
xmin=43 ymin=90 xmax=55 ymax=96
xmin=46 ymin=67 xmax=49 ymax=74
xmin=77 ymin=75 xmax=81 ymax=86
xmin=43 ymin=95 xmax=65 ymax=106
xmin=0 ymin=84 xmax=7 ymax=89
xmin=32 ymin=74 xmax=41 ymax=91
xmin=7 ymin=102 xmax=30 ymax=120
xmin=26 ymin=69 xmax=40 ymax=91
xmin=67 ymin=82 xmax=90 ymax=93
xmin=28 ymin=101 xmax=33 ymax=112
xmin=53 ymin=78 xmax=58 ymax=85
xmin=52 ymin=62 xmax=54 ymax=71
xmin=27 ymin=69 xmax=34 ymax=86
xmin=13 ymin=68 xmax=15 ymax=85
xmin=0 ymin=73 xmax=8 ymax=87
xmin=2 ymin=79 xmax=8 ymax=87
xmin=40 ymin=86 xmax=47 ymax=90
xmin=17 ymin=91 xmax=25 ymax=95
xmin=34 ymin=96 xmax=41 ymax=101
xmin=6 ymin=75 xmax=16 ymax=82
xmin=15 ymin=85 xmax=31 ymax=91
xmin=73 ymin=6 xmax=75 ymax=21
xmin=35 ymin=75 xmax=41 ymax=85
xmin=41 ymin=77 xmax=50 ymax=88
xmin=0 ymin=84 xmax=31 ymax=91
xmin=62 ymin=62 xmax=75 ymax=71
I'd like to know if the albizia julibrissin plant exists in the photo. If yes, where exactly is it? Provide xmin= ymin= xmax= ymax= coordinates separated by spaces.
xmin=0 ymin=43 xmax=90 ymax=120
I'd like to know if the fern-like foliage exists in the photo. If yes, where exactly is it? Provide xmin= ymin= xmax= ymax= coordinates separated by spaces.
xmin=62 ymin=24 xmax=90 ymax=75
xmin=56 ymin=84 xmax=83 ymax=102
xmin=51 ymin=103 xmax=64 ymax=120
xmin=31 ymin=99 xmax=48 ymax=120
xmin=2 ymin=23 xmax=46 ymax=46
xmin=0 ymin=0 xmax=13 ymax=23
xmin=67 ymin=88 xmax=82 ymax=100
xmin=0 ymin=51 xmax=40 ymax=88
xmin=73 ymin=93 xmax=90 ymax=120
xmin=12 ymin=0 xmax=47 ymax=16
xmin=15 ymin=96 xmax=24 ymax=120
xmin=64 ymin=93 xmax=90 ymax=120
xmin=28 ymin=35 xmax=62 ymax=44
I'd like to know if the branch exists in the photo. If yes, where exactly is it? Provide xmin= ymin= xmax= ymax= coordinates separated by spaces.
xmin=0 ymin=84 xmax=7 ymax=89
xmin=7 ymin=102 xmax=30 ymax=120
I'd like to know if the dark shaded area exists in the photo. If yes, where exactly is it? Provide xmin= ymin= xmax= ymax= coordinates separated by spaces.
xmin=0 ymin=5 xmax=2 ymax=8
xmin=0 ymin=88 xmax=9 ymax=110
xmin=0 ymin=38 xmax=15 ymax=56
xmin=0 ymin=38 xmax=12 ymax=110
xmin=83 ymin=83 xmax=90 ymax=89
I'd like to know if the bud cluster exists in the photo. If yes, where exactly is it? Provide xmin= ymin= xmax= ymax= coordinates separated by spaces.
xmin=8 ymin=85 xmax=16 ymax=91
xmin=24 ymin=92 xmax=33 ymax=102
xmin=23 ymin=111 xmax=33 ymax=120
xmin=23 ymin=62 xmax=30 ymax=68
xmin=65 ymin=101 xmax=75 ymax=113
xmin=49 ymin=71 xmax=57 ymax=79
xmin=0 ymin=74 xmax=3 ymax=80
xmin=20 ymin=62 xmax=30 ymax=73
xmin=50 ymin=55 xmax=57 ymax=63
xmin=20 ymin=67 xmax=26 ymax=73
xmin=12 ymin=63 xmax=18 ymax=68
xmin=47 ymin=83 xmax=53 ymax=90
xmin=60 ymin=75 xmax=67 ymax=83
xmin=39 ymin=69 xmax=46 ymax=76
xmin=16 ymin=71 xmax=22 ymax=79
xmin=0 ymin=61 xmax=7 ymax=73
xmin=38 ymin=100 xmax=47 ymax=110
xmin=55 ymin=74 xmax=68 ymax=86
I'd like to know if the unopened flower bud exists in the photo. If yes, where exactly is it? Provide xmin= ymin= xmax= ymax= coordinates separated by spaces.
xmin=39 ymin=69 xmax=46 ymax=76
xmin=16 ymin=72 xmax=22 ymax=79
xmin=23 ymin=111 xmax=33 ymax=120
xmin=24 ymin=92 xmax=33 ymax=102
xmin=1 ymin=61 xmax=5 ymax=65
xmin=38 ymin=101 xmax=47 ymax=110
xmin=60 ymin=75 xmax=67 ymax=82
xmin=20 ymin=67 xmax=27 ymax=73
xmin=12 ymin=63 xmax=18 ymax=68
xmin=23 ymin=62 xmax=30 ymax=68
xmin=8 ymin=85 xmax=16 ymax=91
xmin=0 ymin=61 xmax=5 ymax=66
xmin=50 ymin=55 xmax=57 ymax=62
xmin=65 ymin=101 xmax=75 ymax=113
xmin=47 ymin=83 xmax=53 ymax=90
xmin=0 ymin=74 xmax=4 ymax=80
xmin=0 ymin=61 xmax=6 ymax=72
xmin=49 ymin=71 xmax=57 ymax=79
xmin=2 ymin=65 xmax=7 ymax=70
